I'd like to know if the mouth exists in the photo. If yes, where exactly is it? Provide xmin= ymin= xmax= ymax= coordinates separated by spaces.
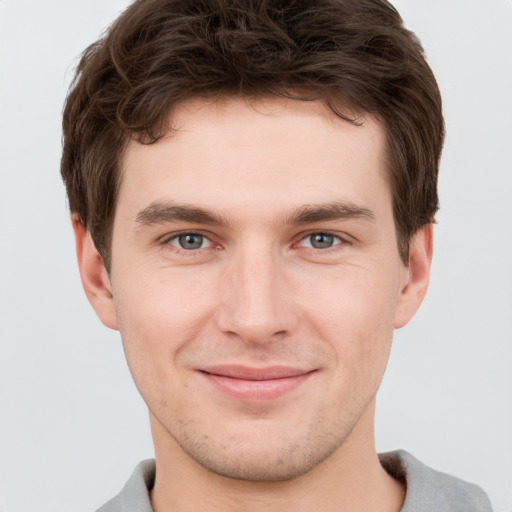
xmin=198 ymin=365 xmax=316 ymax=401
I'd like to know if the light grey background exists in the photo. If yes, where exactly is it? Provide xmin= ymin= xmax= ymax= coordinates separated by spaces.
xmin=1 ymin=1 xmax=511 ymax=511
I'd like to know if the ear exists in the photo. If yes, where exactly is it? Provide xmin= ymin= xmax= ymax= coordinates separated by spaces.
xmin=72 ymin=219 xmax=118 ymax=330
xmin=394 ymin=224 xmax=433 ymax=329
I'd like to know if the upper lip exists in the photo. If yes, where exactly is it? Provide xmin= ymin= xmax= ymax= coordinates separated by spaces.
xmin=199 ymin=365 xmax=314 ymax=381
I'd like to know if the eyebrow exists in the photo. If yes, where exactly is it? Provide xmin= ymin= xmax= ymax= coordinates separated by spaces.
xmin=285 ymin=201 xmax=376 ymax=225
xmin=135 ymin=200 xmax=375 ymax=228
xmin=135 ymin=202 xmax=230 ymax=227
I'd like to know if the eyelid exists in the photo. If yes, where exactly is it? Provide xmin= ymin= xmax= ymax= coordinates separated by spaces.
xmin=162 ymin=230 xmax=218 ymax=252
xmin=294 ymin=230 xmax=349 ymax=249
xmin=159 ymin=229 xmax=351 ymax=253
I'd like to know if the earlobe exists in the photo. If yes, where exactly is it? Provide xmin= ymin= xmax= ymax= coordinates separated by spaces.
xmin=393 ymin=224 xmax=433 ymax=329
xmin=72 ymin=219 xmax=118 ymax=330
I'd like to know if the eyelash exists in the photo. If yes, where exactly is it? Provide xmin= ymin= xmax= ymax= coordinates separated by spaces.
xmin=161 ymin=230 xmax=349 ymax=255
xmin=163 ymin=231 xmax=215 ymax=255
xmin=294 ymin=231 xmax=346 ymax=251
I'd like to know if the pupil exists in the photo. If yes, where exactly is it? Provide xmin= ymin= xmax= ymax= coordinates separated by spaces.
xmin=179 ymin=234 xmax=203 ymax=249
xmin=311 ymin=233 xmax=333 ymax=249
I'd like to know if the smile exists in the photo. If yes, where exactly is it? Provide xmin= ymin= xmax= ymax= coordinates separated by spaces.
xmin=198 ymin=365 xmax=316 ymax=401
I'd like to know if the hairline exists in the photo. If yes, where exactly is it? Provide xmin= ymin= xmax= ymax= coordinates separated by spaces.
xmin=92 ymin=93 xmax=410 ymax=272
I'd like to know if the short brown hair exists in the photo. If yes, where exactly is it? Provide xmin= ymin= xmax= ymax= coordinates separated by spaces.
xmin=61 ymin=0 xmax=444 ymax=269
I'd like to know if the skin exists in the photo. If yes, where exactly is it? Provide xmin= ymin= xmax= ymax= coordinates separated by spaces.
xmin=74 ymin=97 xmax=432 ymax=512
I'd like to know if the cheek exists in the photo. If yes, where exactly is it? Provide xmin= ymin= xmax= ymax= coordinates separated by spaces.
xmin=115 ymin=260 xmax=215 ymax=332
xmin=302 ymin=261 xmax=400 ymax=330
xmin=298 ymin=264 xmax=400 ymax=372
xmin=112 ymin=267 xmax=217 ymax=384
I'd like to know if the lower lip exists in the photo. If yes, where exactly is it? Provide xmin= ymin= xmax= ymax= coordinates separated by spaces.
xmin=200 ymin=372 xmax=314 ymax=401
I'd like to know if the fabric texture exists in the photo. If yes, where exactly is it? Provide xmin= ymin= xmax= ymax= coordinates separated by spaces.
xmin=96 ymin=450 xmax=492 ymax=511
xmin=380 ymin=451 xmax=493 ymax=512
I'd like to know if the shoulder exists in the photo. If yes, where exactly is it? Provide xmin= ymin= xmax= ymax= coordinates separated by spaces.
xmin=95 ymin=459 xmax=155 ymax=512
xmin=380 ymin=450 xmax=493 ymax=512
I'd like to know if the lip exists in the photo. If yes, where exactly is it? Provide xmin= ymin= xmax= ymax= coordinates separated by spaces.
xmin=198 ymin=365 xmax=316 ymax=401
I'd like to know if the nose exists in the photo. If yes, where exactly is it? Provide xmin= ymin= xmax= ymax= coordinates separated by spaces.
xmin=215 ymin=244 xmax=299 ymax=345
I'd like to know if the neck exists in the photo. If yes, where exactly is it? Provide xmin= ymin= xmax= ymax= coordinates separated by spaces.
xmin=149 ymin=403 xmax=405 ymax=512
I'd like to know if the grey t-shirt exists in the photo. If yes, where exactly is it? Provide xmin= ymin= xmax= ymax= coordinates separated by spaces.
xmin=96 ymin=450 xmax=493 ymax=512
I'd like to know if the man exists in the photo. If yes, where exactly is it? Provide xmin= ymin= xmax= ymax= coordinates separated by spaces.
xmin=60 ymin=1 xmax=492 ymax=510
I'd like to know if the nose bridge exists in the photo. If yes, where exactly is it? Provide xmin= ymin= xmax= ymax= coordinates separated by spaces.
xmin=217 ymin=239 xmax=297 ymax=342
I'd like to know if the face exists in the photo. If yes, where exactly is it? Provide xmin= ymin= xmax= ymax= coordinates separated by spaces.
xmin=79 ymin=97 xmax=429 ymax=481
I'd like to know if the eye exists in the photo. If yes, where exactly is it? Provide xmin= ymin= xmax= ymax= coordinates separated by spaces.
xmin=169 ymin=233 xmax=212 ymax=250
xmin=299 ymin=232 xmax=342 ymax=249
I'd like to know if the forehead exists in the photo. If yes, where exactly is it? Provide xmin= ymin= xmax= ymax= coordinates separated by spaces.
xmin=119 ymin=96 xmax=390 ymax=217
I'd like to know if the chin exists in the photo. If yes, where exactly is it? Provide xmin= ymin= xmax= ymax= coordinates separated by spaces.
xmin=186 ymin=448 xmax=326 ymax=482
xmin=170 ymin=421 xmax=350 ymax=483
